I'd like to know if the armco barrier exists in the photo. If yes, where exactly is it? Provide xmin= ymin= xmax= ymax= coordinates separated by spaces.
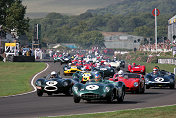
xmin=158 ymin=58 xmax=176 ymax=65
xmin=8 ymin=56 xmax=35 ymax=62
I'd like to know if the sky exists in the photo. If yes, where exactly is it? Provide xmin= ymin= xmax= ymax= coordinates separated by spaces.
xmin=22 ymin=0 xmax=120 ymax=18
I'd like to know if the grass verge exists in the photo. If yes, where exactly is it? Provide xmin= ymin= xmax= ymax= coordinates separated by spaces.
xmin=0 ymin=62 xmax=46 ymax=96
xmin=42 ymin=105 xmax=176 ymax=118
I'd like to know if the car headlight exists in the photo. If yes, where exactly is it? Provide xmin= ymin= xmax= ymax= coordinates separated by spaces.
xmin=141 ymin=70 xmax=143 ymax=72
xmin=134 ymin=82 xmax=138 ymax=87
xmin=105 ymin=87 xmax=110 ymax=92
xmin=63 ymin=81 xmax=68 ymax=86
xmin=73 ymin=86 xmax=78 ymax=91
xmin=80 ymin=88 xmax=84 ymax=91
xmin=64 ymin=67 xmax=68 ymax=70
xmin=131 ymin=70 xmax=133 ymax=72
xmin=145 ymin=78 xmax=149 ymax=82
xmin=36 ymin=81 xmax=41 ymax=86
xmin=170 ymin=79 xmax=174 ymax=83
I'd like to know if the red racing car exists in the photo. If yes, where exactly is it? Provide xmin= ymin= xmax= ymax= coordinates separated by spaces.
xmin=109 ymin=73 xmax=145 ymax=93
xmin=128 ymin=63 xmax=146 ymax=75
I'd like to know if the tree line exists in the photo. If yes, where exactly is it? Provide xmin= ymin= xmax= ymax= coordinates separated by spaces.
xmin=28 ymin=12 xmax=173 ymax=48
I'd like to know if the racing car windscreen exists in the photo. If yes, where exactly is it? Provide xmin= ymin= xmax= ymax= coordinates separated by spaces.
xmin=124 ymin=74 xmax=140 ymax=78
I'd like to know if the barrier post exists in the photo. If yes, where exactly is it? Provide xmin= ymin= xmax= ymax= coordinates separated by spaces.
xmin=174 ymin=68 xmax=176 ymax=75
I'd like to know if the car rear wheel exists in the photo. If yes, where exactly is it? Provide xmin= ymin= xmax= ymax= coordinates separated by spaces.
xmin=74 ymin=95 xmax=81 ymax=103
xmin=146 ymin=85 xmax=150 ymax=89
xmin=37 ymin=89 xmax=43 ymax=97
xmin=117 ymin=89 xmax=125 ymax=103
xmin=47 ymin=92 xmax=53 ymax=96
xmin=170 ymin=84 xmax=175 ymax=89
xmin=64 ymin=87 xmax=72 ymax=96
xmin=107 ymin=93 xmax=114 ymax=103
xmin=140 ymin=85 xmax=145 ymax=94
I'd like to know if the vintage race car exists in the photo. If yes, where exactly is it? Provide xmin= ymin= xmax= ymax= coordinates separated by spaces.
xmin=120 ymin=60 xmax=125 ymax=68
xmin=72 ymin=71 xmax=125 ymax=103
xmin=54 ymin=55 xmax=71 ymax=64
xmin=109 ymin=73 xmax=145 ymax=93
xmin=63 ymin=65 xmax=81 ymax=75
xmin=145 ymin=67 xmax=175 ymax=89
xmin=92 ymin=65 xmax=115 ymax=77
xmin=35 ymin=74 xmax=73 ymax=96
xmin=106 ymin=61 xmax=121 ymax=71
xmin=128 ymin=63 xmax=146 ymax=75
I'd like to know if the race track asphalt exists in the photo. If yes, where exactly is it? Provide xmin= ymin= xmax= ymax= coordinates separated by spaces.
xmin=0 ymin=61 xmax=176 ymax=118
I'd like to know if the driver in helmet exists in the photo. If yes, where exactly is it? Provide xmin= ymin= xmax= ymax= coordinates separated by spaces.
xmin=89 ymin=72 xmax=102 ymax=82
xmin=153 ymin=67 xmax=159 ymax=75
xmin=118 ymin=70 xmax=124 ymax=77
xmin=50 ymin=71 xmax=58 ymax=78
xmin=132 ymin=63 xmax=136 ymax=67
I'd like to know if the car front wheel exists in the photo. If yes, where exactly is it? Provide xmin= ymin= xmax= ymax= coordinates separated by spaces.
xmin=74 ymin=95 xmax=81 ymax=103
xmin=37 ymin=89 xmax=43 ymax=97
xmin=107 ymin=93 xmax=114 ymax=103
xmin=117 ymin=88 xmax=125 ymax=103
xmin=64 ymin=87 xmax=72 ymax=96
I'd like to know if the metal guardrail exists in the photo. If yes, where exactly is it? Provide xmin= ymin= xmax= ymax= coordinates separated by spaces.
xmin=158 ymin=58 xmax=176 ymax=75
xmin=158 ymin=58 xmax=176 ymax=65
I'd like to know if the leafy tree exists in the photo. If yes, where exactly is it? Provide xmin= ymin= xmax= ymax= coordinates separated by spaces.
xmin=77 ymin=31 xmax=104 ymax=48
xmin=0 ymin=0 xmax=29 ymax=35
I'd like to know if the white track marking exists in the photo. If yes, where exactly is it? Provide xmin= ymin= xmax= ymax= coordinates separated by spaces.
xmin=1 ymin=63 xmax=49 ymax=98
xmin=47 ymin=104 xmax=176 ymax=117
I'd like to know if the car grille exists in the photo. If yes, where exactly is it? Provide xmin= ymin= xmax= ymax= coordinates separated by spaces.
xmin=44 ymin=86 xmax=57 ymax=91
xmin=81 ymin=93 xmax=100 ymax=99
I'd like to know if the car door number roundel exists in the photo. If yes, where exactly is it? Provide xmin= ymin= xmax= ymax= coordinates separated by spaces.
xmin=46 ymin=81 xmax=58 ymax=86
xmin=86 ymin=85 xmax=99 ymax=90
xmin=154 ymin=77 xmax=164 ymax=82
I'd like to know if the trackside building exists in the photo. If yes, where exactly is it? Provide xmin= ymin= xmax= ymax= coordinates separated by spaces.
xmin=102 ymin=32 xmax=144 ymax=50
xmin=168 ymin=15 xmax=176 ymax=43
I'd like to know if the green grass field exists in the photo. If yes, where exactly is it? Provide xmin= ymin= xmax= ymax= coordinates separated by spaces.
xmin=128 ymin=61 xmax=176 ymax=73
xmin=42 ymin=105 xmax=176 ymax=118
xmin=0 ymin=62 xmax=46 ymax=96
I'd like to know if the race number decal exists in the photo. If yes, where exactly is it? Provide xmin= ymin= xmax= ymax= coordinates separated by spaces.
xmin=86 ymin=85 xmax=99 ymax=90
xmin=46 ymin=81 xmax=58 ymax=86
xmin=154 ymin=77 xmax=164 ymax=82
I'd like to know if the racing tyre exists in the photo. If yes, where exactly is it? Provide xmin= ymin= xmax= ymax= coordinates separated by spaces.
xmin=107 ymin=93 xmax=114 ymax=103
xmin=136 ymin=85 xmax=141 ymax=94
xmin=117 ymin=89 xmax=125 ymax=103
xmin=74 ymin=95 xmax=81 ymax=103
xmin=116 ymin=67 xmax=120 ymax=71
xmin=140 ymin=85 xmax=145 ymax=94
xmin=47 ymin=92 xmax=53 ymax=96
xmin=65 ymin=87 xmax=72 ymax=96
xmin=146 ymin=85 xmax=150 ymax=89
xmin=142 ymin=71 xmax=146 ymax=75
xmin=37 ymin=89 xmax=43 ymax=97
xmin=86 ymin=100 xmax=91 ymax=102
xmin=170 ymin=84 xmax=175 ymax=89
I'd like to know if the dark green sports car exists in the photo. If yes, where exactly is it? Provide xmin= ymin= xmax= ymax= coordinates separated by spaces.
xmin=35 ymin=74 xmax=73 ymax=96
xmin=72 ymin=71 xmax=126 ymax=103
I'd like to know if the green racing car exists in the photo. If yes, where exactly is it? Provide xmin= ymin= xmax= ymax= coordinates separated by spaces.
xmin=72 ymin=71 xmax=126 ymax=103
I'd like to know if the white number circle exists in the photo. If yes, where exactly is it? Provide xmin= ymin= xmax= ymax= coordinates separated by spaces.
xmin=46 ymin=81 xmax=58 ymax=86
xmin=154 ymin=77 xmax=164 ymax=82
xmin=86 ymin=85 xmax=99 ymax=90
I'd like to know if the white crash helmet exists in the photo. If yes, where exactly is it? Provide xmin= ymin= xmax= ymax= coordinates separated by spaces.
xmin=118 ymin=70 xmax=124 ymax=76
xmin=51 ymin=71 xmax=57 ymax=75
